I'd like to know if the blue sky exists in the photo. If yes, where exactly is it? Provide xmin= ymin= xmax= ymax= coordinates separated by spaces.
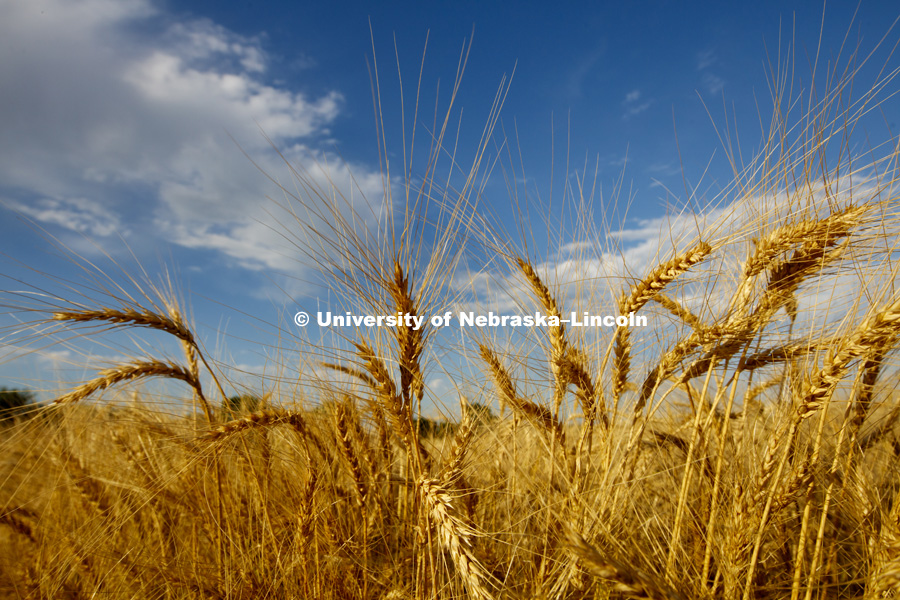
xmin=1 ymin=0 xmax=898 ymax=411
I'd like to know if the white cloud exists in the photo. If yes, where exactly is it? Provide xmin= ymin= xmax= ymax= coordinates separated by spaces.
xmin=122 ymin=50 xmax=341 ymax=138
xmin=165 ymin=20 xmax=267 ymax=73
xmin=0 ymin=0 xmax=385 ymax=277
xmin=5 ymin=196 xmax=123 ymax=237
xmin=451 ymin=210 xmax=713 ymax=325
xmin=447 ymin=168 xmax=900 ymax=373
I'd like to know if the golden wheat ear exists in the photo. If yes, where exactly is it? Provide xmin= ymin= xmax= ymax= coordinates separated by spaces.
xmin=354 ymin=339 xmax=430 ymax=471
xmin=53 ymin=308 xmax=196 ymax=345
xmin=389 ymin=261 xmax=425 ymax=409
xmin=479 ymin=343 xmax=567 ymax=453
xmin=333 ymin=401 xmax=369 ymax=507
xmin=613 ymin=240 xmax=713 ymax=408
xmin=322 ymin=362 xmax=378 ymax=390
xmin=439 ymin=398 xmax=475 ymax=484
xmin=515 ymin=258 xmax=569 ymax=407
xmin=418 ymin=476 xmax=500 ymax=600
xmin=203 ymin=408 xmax=326 ymax=456
xmin=51 ymin=303 xmax=226 ymax=422
xmin=51 ymin=359 xmax=213 ymax=420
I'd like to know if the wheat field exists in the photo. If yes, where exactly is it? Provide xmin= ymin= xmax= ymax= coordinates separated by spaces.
xmin=3 ymin=27 xmax=900 ymax=600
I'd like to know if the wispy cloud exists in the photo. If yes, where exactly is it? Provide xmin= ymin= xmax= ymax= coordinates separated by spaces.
xmin=696 ymin=49 xmax=717 ymax=70
xmin=696 ymin=49 xmax=725 ymax=95
xmin=702 ymin=73 xmax=725 ymax=95
xmin=5 ymin=196 xmax=123 ymax=237
xmin=608 ymin=155 xmax=629 ymax=168
xmin=622 ymin=89 xmax=652 ymax=118
xmin=646 ymin=162 xmax=681 ymax=177
xmin=563 ymin=48 xmax=604 ymax=100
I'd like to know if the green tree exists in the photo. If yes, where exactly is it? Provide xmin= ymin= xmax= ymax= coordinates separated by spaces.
xmin=222 ymin=393 xmax=262 ymax=417
xmin=467 ymin=401 xmax=495 ymax=423
xmin=0 ymin=387 xmax=36 ymax=422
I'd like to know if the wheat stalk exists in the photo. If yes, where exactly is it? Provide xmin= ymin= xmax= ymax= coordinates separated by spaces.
xmin=653 ymin=293 xmax=704 ymax=330
xmin=0 ymin=507 xmax=37 ymax=544
xmin=516 ymin=258 xmax=569 ymax=411
xmin=52 ymin=360 xmax=213 ymax=420
xmin=479 ymin=344 xmax=567 ymax=452
xmin=355 ymin=339 xmax=428 ymax=470
xmin=561 ymin=346 xmax=607 ymax=430
xmin=323 ymin=362 xmax=378 ymax=390
xmin=52 ymin=306 xmax=226 ymax=421
xmin=742 ymin=295 xmax=900 ymax=600
xmin=614 ymin=241 xmax=713 ymax=407
xmin=565 ymin=528 xmax=685 ymax=599
xmin=620 ymin=241 xmax=713 ymax=317
xmin=390 ymin=261 xmax=425 ymax=414
xmin=203 ymin=408 xmax=327 ymax=458
xmin=440 ymin=403 xmax=475 ymax=485
xmin=53 ymin=308 xmax=197 ymax=345
xmin=417 ymin=477 xmax=499 ymax=600
xmin=334 ymin=402 xmax=368 ymax=507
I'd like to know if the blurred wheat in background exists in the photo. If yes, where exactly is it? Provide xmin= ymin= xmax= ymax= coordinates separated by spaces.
xmin=3 ymin=16 xmax=900 ymax=600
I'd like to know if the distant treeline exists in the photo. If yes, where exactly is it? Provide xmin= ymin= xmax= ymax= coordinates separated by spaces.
xmin=0 ymin=387 xmax=36 ymax=422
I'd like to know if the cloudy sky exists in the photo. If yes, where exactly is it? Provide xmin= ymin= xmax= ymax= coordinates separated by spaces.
xmin=1 ymin=0 xmax=898 ymax=407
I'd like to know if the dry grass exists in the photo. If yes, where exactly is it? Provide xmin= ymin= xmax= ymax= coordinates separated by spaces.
xmin=3 ymin=23 xmax=900 ymax=600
